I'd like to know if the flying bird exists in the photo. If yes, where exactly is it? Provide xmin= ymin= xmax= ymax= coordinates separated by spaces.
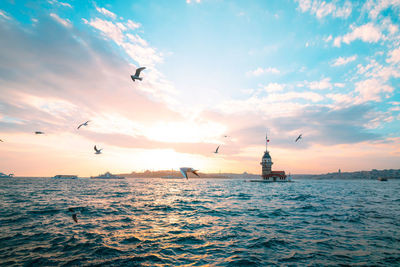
xmin=68 ymin=208 xmax=78 ymax=223
xmin=179 ymin=167 xmax=199 ymax=179
xmin=0 ymin=139 xmax=3 ymax=142
xmin=214 ymin=145 xmax=220 ymax=154
xmin=94 ymin=145 xmax=103 ymax=154
xmin=35 ymin=131 xmax=44 ymax=135
xmin=131 ymin=67 xmax=146 ymax=82
xmin=295 ymin=134 xmax=302 ymax=142
xmin=77 ymin=120 xmax=90 ymax=130
xmin=72 ymin=213 xmax=78 ymax=223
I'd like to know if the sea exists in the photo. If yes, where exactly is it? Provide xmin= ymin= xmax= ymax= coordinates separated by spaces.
xmin=0 ymin=177 xmax=399 ymax=266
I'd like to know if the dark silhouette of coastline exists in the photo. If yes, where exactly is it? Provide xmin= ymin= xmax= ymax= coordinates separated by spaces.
xmin=117 ymin=169 xmax=400 ymax=180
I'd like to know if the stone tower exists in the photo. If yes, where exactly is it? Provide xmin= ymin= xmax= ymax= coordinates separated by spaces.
xmin=260 ymin=133 xmax=273 ymax=177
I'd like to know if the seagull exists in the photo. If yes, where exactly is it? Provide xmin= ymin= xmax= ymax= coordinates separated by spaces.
xmin=295 ymin=134 xmax=302 ymax=142
xmin=72 ymin=213 xmax=78 ymax=223
xmin=214 ymin=145 xmax=220 ymax=154
xmin=77 ymin=120 xmax=90 ymax=130
xmin=68 ymin=208 xmax=78 ymax=223
xmin=131 ymin=67 xmax=146 ymax=82
xmin=35 ymin=131 xmax=44 ymax=135
xmin=94 ymin=145 xmax=102 ymax=154
xmin=179 ymin=167 xmax=199 ymax=179
xmin=0 ymin=139 xmax=3 ymax=142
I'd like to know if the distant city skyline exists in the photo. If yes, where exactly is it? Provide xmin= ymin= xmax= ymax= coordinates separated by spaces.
xmin=0 ymin=0 xmax=399 ymax=176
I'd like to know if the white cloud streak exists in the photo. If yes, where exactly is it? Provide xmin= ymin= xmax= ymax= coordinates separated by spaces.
xmin=247 ymin=67 xmax=280 ymax=76
xmin=355 ymin=78 xmax=394 ymax=103
xmin=296 ymin=0 xmax=352 ymax=19
xmin=387 ymin=47 xmax=400 ymax=63
xmin=95 ymin=7 xmax=117 ymax=19
xmin=302 ymin=78 xmax=332 ymax=90
xmin=332 ymin=55 xmax=357 ymax=66
xmin=50 ymin=13 xmax=72 ymax=28
xmin=333 ymin=23 xmax=383 ymax=47
xmin=363 ymin=0 xmax=400 ymax=19
xmin=0 ymin=9 xmax=11 ymax=20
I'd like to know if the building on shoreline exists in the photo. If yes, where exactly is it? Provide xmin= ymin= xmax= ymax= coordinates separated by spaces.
xmin=260 ymin=133 xmax=287 ymax=181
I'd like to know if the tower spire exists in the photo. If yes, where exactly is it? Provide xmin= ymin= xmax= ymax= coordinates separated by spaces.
xmin=265 ymin=132 xmax=269 ymax=151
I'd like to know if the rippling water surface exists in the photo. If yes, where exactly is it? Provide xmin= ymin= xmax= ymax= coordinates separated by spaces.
xmin=1 ymin=178 xmax=400 ymax=266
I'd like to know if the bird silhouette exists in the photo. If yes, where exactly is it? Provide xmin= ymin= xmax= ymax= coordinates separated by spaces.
xmin=214 ymin=145 xmax=220 ymax=154
xmin=72 ymin=213 xmax=78 ymax=223
xmin=295 ymin=134 xmax=302 ymax=142
xmin=77 ymin=120 xmax=90 ymax=130
xmin=131 ymin=67 xmax=146 ymax=82
xmin=179 ymin=167 xmax=199 ymax=179
xmin=68 ymin=208 xmax=78 ymax=223
xmin=94 ymin=145 xmax=103 ymax=154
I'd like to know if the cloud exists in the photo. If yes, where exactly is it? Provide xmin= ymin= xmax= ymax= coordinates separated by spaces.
xmin=0 ymin=15 xmax=181 ymax=136
xmin=59 ymin=2 xmax=72 ymax=8
xmin=247 ymin=67 xmax=280 ymax=76
xmin=126 ymin=20 xmax=141 ymax=30
xmin=296 ymin=0 xmax=352 ymax=19
xmin=332 ymin=55 xmax=357 ymax=66
xmin=210 ymin=97 xmax=382 ymax=152
xmin=302 ymin=77 xmax=332 ymax=90
xmin=186 ymin=0 xmax=201 ymax=3
xmin=363 ymin=0 xmax=400 ymax=19
xmin=355 ymin=78 xmax=394 ymax=103
xmin=95 ymin=7 xmax=117 ymax=19
xmin=263 ymin=83 xmax=285 ymax=93
xmin=357 ymin=59 xmax=400 ymax=82
xmin=48 ymin=0 xmax=72 ymax=8
xmin=327 ymin=93 xmax=355 ymax=105
xmin=324 ymin=35 xmax=332 ymax=42
xmin=333 ymin=23 xmax=383 ymax=47
xmin=216 ymin=90 xmax=324 ymax=119
xmin=0 ymin=9 xmax=11 ymax=20
xmin=49 ymin=13 xmax=72 ymax=28
xmin=272 ymin=105 xmax=381 ymax=146
xmin=86 ymin=17 xmax=124 ymax=44
xmin=387 ymin=47 xmax=400 ymax=63
xmin=334 ymin=83 xmax=346 ymax=88
xmin=85 ymin=17 xmax=162 ymax=68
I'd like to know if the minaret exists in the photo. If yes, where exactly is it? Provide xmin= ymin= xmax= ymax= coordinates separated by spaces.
xmin=260 ymin=132 xmax=273 ymax=179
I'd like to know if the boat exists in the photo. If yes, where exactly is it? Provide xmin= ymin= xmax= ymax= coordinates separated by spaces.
xmin=0 ymin=172 xmax=13 ymax=178
xmin=378 ymin=177 xmax=388 ymax=181
xmin=248 ymin=179 xmax=293 ymax=183
xmin=90 ymin=172 xmax=125 ymax=179
xmin=53 ymin=175 xmax=78 ymax=179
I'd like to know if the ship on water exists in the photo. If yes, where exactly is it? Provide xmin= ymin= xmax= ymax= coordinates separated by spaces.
xmin=250 ymin=133 xmax=291 ymax=183
xmin=53 ymin=175 xmax=78 ymax=179
xmin=0 ymin=172 xmax=13 ymax=178
xmin=90 ymin=172 xmax=125 ymax=179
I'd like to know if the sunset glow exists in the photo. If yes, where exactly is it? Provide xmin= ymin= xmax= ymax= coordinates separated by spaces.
xmin=0 ymin=0 xmax=399 ymax=176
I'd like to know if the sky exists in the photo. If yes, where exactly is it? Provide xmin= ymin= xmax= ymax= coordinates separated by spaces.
xmin=0 ymin=0 xmax=399 ymax=176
